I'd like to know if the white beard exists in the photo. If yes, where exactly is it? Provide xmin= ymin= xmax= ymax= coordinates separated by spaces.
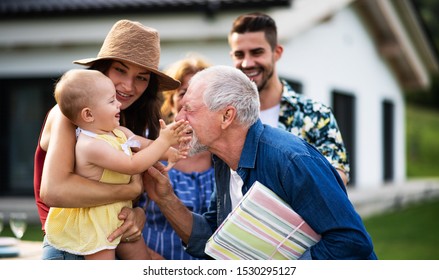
xmin=188 ymin=131 xmax=208 ymax=157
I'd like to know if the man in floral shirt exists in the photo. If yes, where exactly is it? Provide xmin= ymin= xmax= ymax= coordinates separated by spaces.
xmin=228 ymin=12 xmax=350 ymax=185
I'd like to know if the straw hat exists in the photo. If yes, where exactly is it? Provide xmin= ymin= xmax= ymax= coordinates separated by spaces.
xmin=74 ymin=19 xmax=180 ymax=91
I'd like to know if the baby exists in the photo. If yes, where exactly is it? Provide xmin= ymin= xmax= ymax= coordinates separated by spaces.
xmin=44 ymin=69 xmax=190 ymax=259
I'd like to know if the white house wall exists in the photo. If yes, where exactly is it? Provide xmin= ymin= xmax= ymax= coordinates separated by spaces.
xmin=0 ymin=15 xmax=234 ymax=76
xmin=276 ymin=6 xmax=405 ymax=188
xmin=158 ymin=6 xmax=406 ymax=189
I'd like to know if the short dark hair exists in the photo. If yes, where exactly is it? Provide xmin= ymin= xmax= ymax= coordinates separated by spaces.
xmin=230 ymin=12 xmax=278 ymax=50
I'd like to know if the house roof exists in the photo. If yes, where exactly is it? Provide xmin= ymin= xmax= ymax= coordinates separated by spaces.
xmin=0 ymin=0 xmax=292 ymax=19
xmin=356 ymin=0 xmax=438 ymax=89
xmin=1 ymin=0 xmax=436 ymax=90
xmin=273 ymin=0 xmax=438 ymax=90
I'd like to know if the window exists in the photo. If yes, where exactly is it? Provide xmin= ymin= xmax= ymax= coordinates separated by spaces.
xmin=0 ymin=78 xmax=56 ymax=196
xmin=281 ymin=77 xmax=303 ymax=94
xmin=382 ymin=100 xmax=394 ymax=182
xmin=332 ymin=90 xmax=356 ymax=185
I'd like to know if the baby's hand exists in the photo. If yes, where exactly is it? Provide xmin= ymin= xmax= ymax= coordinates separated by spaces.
xmin=159 ymin=119 xmax=189 ymax=146
xmin=164 ymin=146 xmax=189 ymax=171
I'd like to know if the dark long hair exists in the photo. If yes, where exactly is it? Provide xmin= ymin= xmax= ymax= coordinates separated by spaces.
xmin=89 ymin=59 xmax=163 ymax=139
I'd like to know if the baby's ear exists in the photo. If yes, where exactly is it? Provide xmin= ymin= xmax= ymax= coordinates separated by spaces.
xmin=81 ymin=107 xmax=94 ymax=123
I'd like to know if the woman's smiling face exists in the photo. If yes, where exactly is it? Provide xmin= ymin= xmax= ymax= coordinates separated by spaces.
xmin=106 ymin=60 xmax=151 ymax=110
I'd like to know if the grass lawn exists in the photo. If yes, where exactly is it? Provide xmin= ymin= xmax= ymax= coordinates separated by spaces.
xmin=1 ymin=223 xmax=44 ymax=242
xmin=406 ymin=105 xmax=439 ymax=178
xmin=363 ymin=197 xmax=439 ymax=260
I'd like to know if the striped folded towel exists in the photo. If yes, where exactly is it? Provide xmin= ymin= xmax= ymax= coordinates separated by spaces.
xmin=205 ymin=181 xmax=321 ymax=260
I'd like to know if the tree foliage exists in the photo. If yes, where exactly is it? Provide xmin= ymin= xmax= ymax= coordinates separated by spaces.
xmin=407 ymin=0 xmax=439 ymax=109
xmin=413 ymin=0 xmax=439 ymax=51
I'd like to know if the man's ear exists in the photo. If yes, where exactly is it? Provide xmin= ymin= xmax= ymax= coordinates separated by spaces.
xmin=221 ymin=106 xmax=236 ymax=129
xmin=80 ymin=107 xmax=94 ymax=123
xmin=274 ymin=44 xmax=283 ymax=62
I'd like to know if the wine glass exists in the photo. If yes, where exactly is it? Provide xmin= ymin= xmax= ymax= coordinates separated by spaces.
xmin=9 ymin=212 xmax=27 ymax=240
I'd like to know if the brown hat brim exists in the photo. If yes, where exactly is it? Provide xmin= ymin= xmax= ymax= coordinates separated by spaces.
xmin=73 ymin=57 xmax=180 ymax=91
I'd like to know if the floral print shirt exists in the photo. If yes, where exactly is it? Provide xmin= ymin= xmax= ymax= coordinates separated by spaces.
xmin=277 ymin=80 xmax=350 ymax=179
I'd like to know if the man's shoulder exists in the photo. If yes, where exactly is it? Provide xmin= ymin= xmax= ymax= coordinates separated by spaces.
xmin=280 ymin=92 xmax=332 ymax=118
xmin=281 ymin=81 xmax=331 ymax=114
xmin=282 ymin=88 xmax=331 ymax=111
xmin=262 ymin=124 xmax=305 ymax=146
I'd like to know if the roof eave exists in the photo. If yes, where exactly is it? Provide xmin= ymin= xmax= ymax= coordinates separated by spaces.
xmin=357 ymin=0 xmax=439 ymax=91
xmin=0 ymin=0 xmax=292 ymax=20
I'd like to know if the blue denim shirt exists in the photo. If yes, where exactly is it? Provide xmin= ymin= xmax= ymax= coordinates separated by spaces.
xmin=186 ymin=120 xmax=377 ymax=260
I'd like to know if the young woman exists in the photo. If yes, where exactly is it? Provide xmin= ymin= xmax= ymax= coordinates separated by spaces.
xmin=34 ymin=19 xmax=180 ymax=260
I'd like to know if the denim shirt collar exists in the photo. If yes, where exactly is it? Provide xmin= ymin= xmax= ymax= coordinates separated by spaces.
xmin=236 ymin=119 xmax=264 ymax=193
xmin=238 ymin=119 xmax=263 ymax=170
xmin=212 ymin=119 xmax=263 ymax=171
xmin=211 ymin=119 xmax=264 ymax=222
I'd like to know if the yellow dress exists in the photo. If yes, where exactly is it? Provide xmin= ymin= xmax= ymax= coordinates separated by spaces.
xmin=45 ymin=129 xmax=135 ymax=255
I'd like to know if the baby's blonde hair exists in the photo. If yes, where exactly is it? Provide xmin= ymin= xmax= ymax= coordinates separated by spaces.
xmin=54 ymin=69 xmax=108 ymax=123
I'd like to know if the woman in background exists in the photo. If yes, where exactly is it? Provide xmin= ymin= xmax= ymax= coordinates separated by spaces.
xmin=141 ymin=54 xmax=215 ymax=260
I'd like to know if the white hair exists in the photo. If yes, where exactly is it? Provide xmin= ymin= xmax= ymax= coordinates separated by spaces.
xmin=190 ymin=65 xmax=260 ymax=127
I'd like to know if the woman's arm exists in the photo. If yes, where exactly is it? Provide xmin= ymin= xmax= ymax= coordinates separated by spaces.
xmin=40 ymin=106 xmax=142 ymax=208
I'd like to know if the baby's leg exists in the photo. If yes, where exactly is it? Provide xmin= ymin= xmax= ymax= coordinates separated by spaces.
xmin=84 ymin=249 xmax=116 ymax=260
xmin=116 ymin=239 xmax=154 ymax=260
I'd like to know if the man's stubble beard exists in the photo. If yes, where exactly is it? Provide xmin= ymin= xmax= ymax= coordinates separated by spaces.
xmin=256 ymin=66 xmax=274 ymax=93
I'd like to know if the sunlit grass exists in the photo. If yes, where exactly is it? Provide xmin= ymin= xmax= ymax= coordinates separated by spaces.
xmin=1 ymin=223 xmax=44 ymax=242
xmin=406 ymin=105 xmax=439 ymax=178
xmin=364 ymin=198 xmax=439 ymax=259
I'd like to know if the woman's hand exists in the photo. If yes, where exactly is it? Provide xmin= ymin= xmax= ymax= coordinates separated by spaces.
xmin=107 ymin=206 xmax=146 ymax=243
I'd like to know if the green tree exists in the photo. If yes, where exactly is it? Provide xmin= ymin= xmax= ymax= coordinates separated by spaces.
xmin=407 ymin=0 xmax=439 ymax=109
xmin=413 ymin=0 xmax=439 ymax=51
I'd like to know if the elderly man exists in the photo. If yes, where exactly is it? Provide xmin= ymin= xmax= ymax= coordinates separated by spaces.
xmin=144 ymin=65 xmax=377 ymax=260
